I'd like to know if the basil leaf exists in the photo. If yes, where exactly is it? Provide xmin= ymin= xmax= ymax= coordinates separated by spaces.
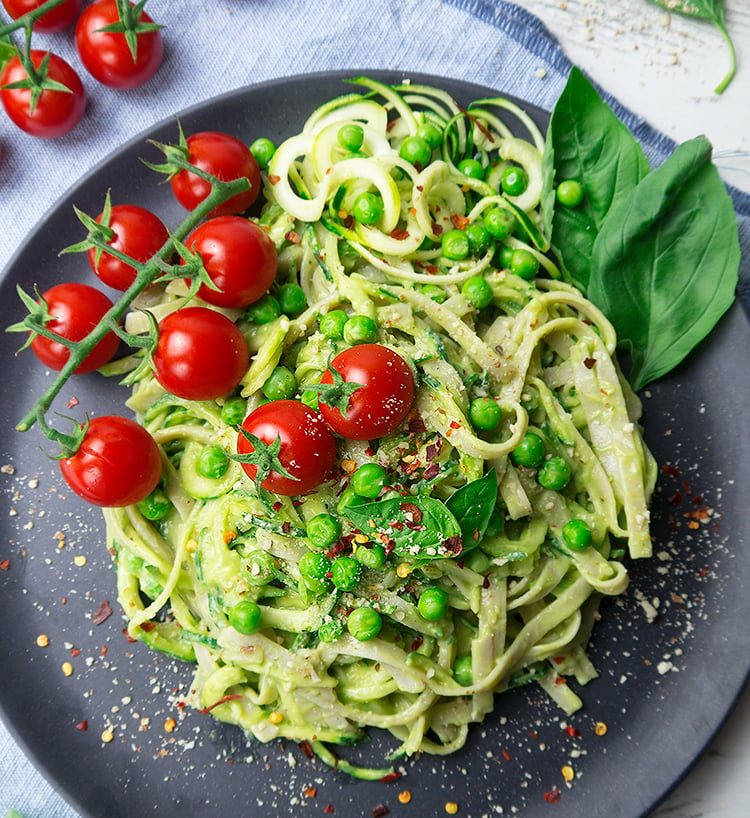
xmin=645 ymin=0 xmax=735 ymax=93
xmin=445 ymin=469 xmax=498 ymax=550
xmin=342 ymin=495 xmax=462 ymax=561
xmin=541 ymin=67 xmax=649 ymax=292
xmin=588 ymin=135 xmax=739 ymax=390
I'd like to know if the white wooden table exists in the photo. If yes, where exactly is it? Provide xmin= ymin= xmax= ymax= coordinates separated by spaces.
xmin=514 ymin=2 xmax=750 ymax=815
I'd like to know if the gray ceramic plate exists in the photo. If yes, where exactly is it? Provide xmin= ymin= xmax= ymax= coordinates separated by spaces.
xmin=1 ymin=71 xmax=748 ymax=818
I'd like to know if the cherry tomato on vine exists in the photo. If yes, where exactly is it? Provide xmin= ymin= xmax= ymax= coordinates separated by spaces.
xmin=1 ymin=0 xmax=82 ymax=31
xmin=236 ymin=400 xmax=336 ymax=496
xmin=30 ymin=283 xmax=120 ymax=373
xmin=170 ymin=131 xmax=261 ymax=217
xmin=152 ymin=307 xmax=250 ymax=401
xmin=59 ymin=415 xmax=162 ymax=507
xmin=88 ymin=204 xmax=170 ymax=290
xmin=182 ymin=216 xmax=277 ymax=308
xmin=75 ymin=0 xmax=163 ymax=90
xmin=318 ymin=344 xmax=415 ymax=441
xmin=0 ymin=51 xmax=85 ymax=138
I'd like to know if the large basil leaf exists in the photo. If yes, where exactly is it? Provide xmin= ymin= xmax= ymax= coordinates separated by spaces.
xmin=445 ymin=469 xmax=498 ymax=550
xmin=343 ymin=495 xmax=462 ymax=561
xmin=541 ymin=67 xmax=649 ymax=292
xmin=588 ymin=135 xmax=739 ymax=390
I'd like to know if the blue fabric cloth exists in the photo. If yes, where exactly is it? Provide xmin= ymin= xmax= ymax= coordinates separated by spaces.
xmin=0 ymin=1 xmax=748 ymax=815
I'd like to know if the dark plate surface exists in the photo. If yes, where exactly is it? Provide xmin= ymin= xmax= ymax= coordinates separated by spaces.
xmin=1 ymin=70 xmax=748 ymax=818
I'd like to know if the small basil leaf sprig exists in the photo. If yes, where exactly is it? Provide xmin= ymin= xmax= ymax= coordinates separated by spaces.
xmin=542 ymin=67 xmax=740 ymax=391
xmin=645 ymin=0 xmax=736 ymax=94
xmin=10 ymin=136 xmax=252 ymax=438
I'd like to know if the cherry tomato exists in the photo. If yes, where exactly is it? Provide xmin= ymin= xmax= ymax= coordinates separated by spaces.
xmin=1 ymin=0 xmax=82 ymax=31
xmin=182 ymin=216 xmax=277 ymax=309
xmin=59 ymin=415 xmax=162 ymax=507
xmin=0 ymin=51 xmax=85 ymax=138
xmin=237 ymin=400 xmax=336 ymax=496
xmin=87 ymin=204 xmax=170 ymax=290
xmin=75 ymin=0 xmax=163 ymax=90
xmin=318 ymin=344 xmax=415 ymax=441
xmin=170 ymin=131 xmax=261 ymax=217
xmin=152 ymin=307 xmax=250 ymax=401
xmin=30 ymin=283 xmax=120 ymax=374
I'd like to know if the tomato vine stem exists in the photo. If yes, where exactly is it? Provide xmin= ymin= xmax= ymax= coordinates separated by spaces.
xmin=15 ymin=167 xmax=251 ymax=435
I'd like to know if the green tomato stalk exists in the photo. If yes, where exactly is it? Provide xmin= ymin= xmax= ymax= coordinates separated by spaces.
xmin=13 ymin=150 xmax=252 ymax=437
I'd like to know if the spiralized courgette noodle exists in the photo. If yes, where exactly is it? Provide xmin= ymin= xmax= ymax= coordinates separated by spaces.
xmin=105 ymin=77 xmax=656 ymax=778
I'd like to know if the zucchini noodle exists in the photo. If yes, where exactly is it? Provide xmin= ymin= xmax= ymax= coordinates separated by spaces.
xmin=104 ymin=77 xmax=656 ymax=777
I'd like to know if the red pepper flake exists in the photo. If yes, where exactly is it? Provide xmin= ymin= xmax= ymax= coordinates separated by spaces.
xmin=482 ymin=574 xmax=490 ymax=589
xmin=282 ymin=521 xmax=292 ymax=534
xmin=552 ymin=656 xmax=566 ymax=665
xmin=390 ymin=228 xmax=410 ymax=241
xmin=70 ymin=647 xmax=81 ymax=657
xmin=100 ymin=644 xmax=108 ymax=656
xmin=432 ymin=222 xmax=443 ymax=236
xmin=451 ymin=214 xmax=470 ymax=230
xmin=583 ymin=357 xmax=596 ymax=369
xmin=407 ymin=417 xmax=427 ymax=434
xmin=304 ymin=787 xmax=317 ymax=798
xmin=75 ymin=720 xmax=88 ymax=731
xmin=372 ymin=805 xmax=390 ymax=817
xmin=668 ymin=490 xmax=683 ymax=505
xmin=66 ymin=396 xmax=79 ymax=408
xmin=93 ymin=600 xmax=113 ymax=625
xmin=200 ymin=694 xmax=244 ymax=714
xmin=285 ymin=230 xmax=301 ymax=244
xmin=544 ymin=788 xmax=562 ymax=804
xmin=324 ymin=806 xmax=335 ymax=814
xmin=268 ymin=174 xmax=280 ymax=185
xmin=449 ymin=420 xmax=461 ymax=430
xmin=140 ymin=621 xmax=156 ymax=632
xmin=502 ymin=749 xmax=511 ymax=761
xmin=565 ymin=725 xmax=581 ymax=738
xmin=299 ymin=740 xmax=314 ymax=759
xmin=554 ymin=675 xmax=567 ymax=685
xmin=410 ymin=635 xmax=424 ymax=652
xmin=661 ymin=464 xmax=680 ymax=477
xmin=0 ymin=559 xmax=10 ymax=571
xmin=122 ymin=628 xmax=137 ymax=643
xmin=699 ymin=567 xmax=709 ymax=577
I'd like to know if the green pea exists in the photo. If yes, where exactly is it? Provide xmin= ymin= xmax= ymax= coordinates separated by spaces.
xmin=561 ymin=519 xmax=593 ymax=551
xmin=556 ymin=179 xmax=584 ymax=208
xmin=196 ymin=444 xmax=230 ymax=479
xmin=355 ymin=544 xmax=386 ymax=569
xmin=399 ymin=135 xmax=432 ymax=167
xmin=465 ymin=223 xmax=491 ymax=255
xmin=497 ymin=244 xmax=515 ymax=269
xmin=245 ymin=293 xmax=281 ymax=324
xmin=262 ymin=365 xmax=297 ymax=401
xmin=137 ymin=486 xmax=171 ymax=521
xmin=336 ymin=485 xmax=360 ymax=515
xmin=347 ymin=607 xmax=382 ymax=641
xmin=457 ymin=158 xmax=485 ymax=180
xmin=351 ymin=462 xmax=388 ymax=499
xmin=421 ymin=283 xmax=447 ymax=303
xmin=299 ymin=550 xmax=332 ymax=580
xmin=416 ymin=121 xmax=443 ymax=149
xmin=318 ymin=618 xmax=344 ymax=643
xmin=469 ymin=397 xmax=502 ymax=431
xmin=319 ymin=308 xmax=349 ymax=339
xmin=343 ymin=314 xmax=378 ymax=345
xmin=537 ymin=456 xmax=572 ymax=490
xmin=441 ymin=229 xmax=470 ymax=261
xmin=511 ymin=432 xmax=545 ymax=468
xmin=453 ymin=655 xmax=473 ymax=686
xmin=337 ymin=123 xmax=365 ymax=152
xmin=228 ymin=600 xmax=262 ymax=635
xmin=351 ymin=191 xmax=384 ymax=225
xmin=221 ymin=396 xmax=247 ymax=426
xmin=306 ymin=513 xmax=341 ymax=549
xmin=279 ymin=283 xmax=306 ymax=316
xmin=461 ymin=275 xmax=493 ymax=309
xmin=417 ymin=587 xmax=449 ymax=621
xmin=502 ymin=165 xmax=529 ymax=196
xmin=484 ymin=206 xmax=516 ymax=240
xmin=330 ymin=556 xmax=361 ymax=591
xmin=510 ymin=248 xmax=540 ymax=280
xmin=249 ymin=137 xmax=276 ymax=170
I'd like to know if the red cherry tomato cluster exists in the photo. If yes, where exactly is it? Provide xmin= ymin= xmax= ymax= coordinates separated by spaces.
xmin=23 ymin=127 xmax=275 ymax=506
xmin=0 ymin=0 xmax=163 ymax=138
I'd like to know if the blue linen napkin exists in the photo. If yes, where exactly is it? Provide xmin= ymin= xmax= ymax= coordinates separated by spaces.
xmin=0 ymin=1 xmax=748 ymax=816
